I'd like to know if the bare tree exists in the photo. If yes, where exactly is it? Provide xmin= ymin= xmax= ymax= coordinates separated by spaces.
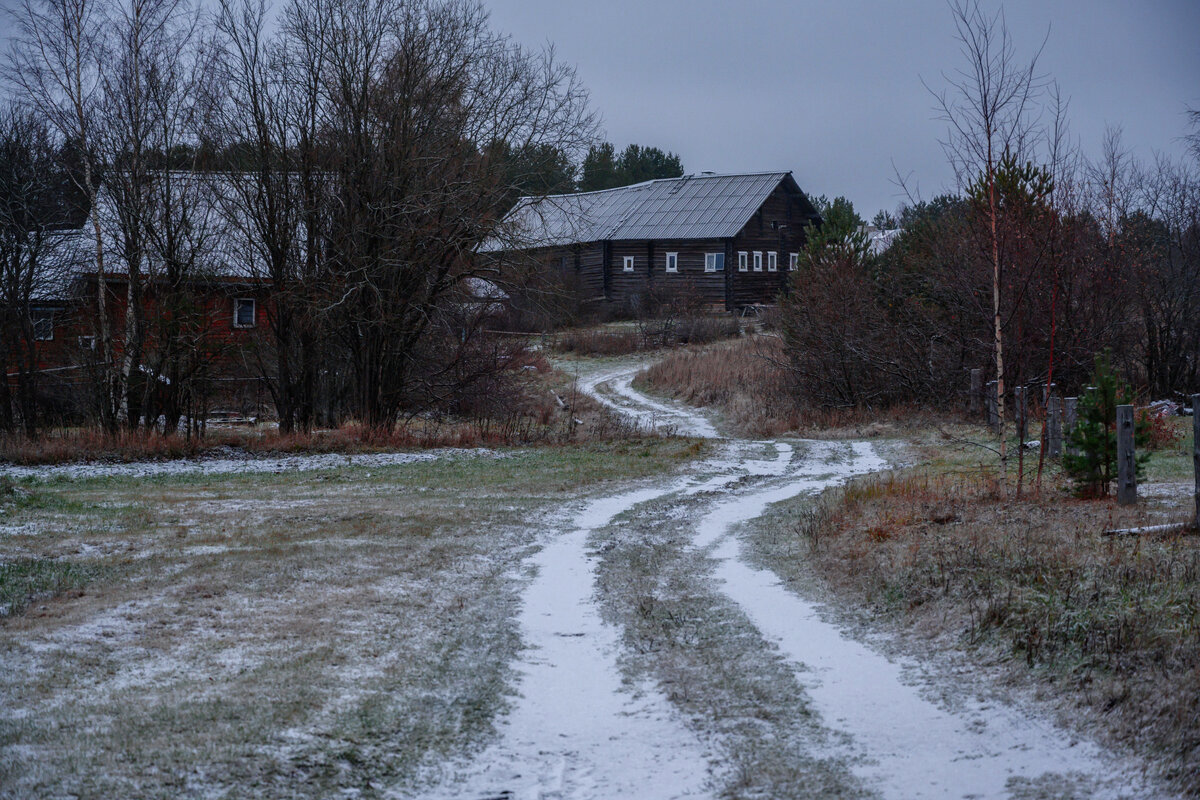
xmin=211 ymin=0 xmax=327 ymax=433
xmin=293 ymin=0 xmax=596 ymax=427
xmin=0 ymin=105 xmax=82 ymax=434
xmin=929 ymin=0 xmax=1046 ymax=480
xmin=4 ymin=0 xmax=119 ymax=429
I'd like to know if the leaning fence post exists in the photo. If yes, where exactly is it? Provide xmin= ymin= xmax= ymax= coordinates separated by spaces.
xmin=1014 ymin=386 xmax=1028 ymax=443
xmin=986 ymin=380 xmax=999 ymax=430
xmin=1117 ymin=404 xmax=1137 ymax=505
xmin=1047 ymin=395 xmax=1063 ymax=458
xmin=1064 ymin=397 xmax=1078 ymax=457
xmin=1192 ymin=394 xmax=1199 ymax=529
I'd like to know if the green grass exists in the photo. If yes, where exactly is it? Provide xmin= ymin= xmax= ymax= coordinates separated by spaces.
xmin=0 ymin=558 xmax=97 ymax=617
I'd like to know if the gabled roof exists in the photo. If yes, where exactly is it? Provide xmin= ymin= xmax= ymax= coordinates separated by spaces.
xmin=490 ymin=171 xmax=819 ymax=250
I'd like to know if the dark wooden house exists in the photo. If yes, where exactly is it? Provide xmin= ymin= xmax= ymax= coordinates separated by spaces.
xmin=489 ymin=171 xmax=822 ymax=312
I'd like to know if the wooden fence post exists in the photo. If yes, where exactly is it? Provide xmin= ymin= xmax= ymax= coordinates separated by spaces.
xmin=1047 ymin=395 xmax=1063 ymax=458
xmin=969 ymin=368 xmax=982 ymax=416
xmin=986 ymin=380 xmax=999 ymax=430
xmin=1192 ymin=394 xmax=1199 ymax=529
xmin=1014 ymin=386 xmax=1028 ymax=443
xmin=1117 ymin=404 xmax=1137 ymax=506
xmin=1064 ymin=397 xmax=1078 ymax=457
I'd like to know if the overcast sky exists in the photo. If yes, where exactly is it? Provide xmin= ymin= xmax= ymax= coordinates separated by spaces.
xmin=486 ymin=0 xmax=1200 ymax=219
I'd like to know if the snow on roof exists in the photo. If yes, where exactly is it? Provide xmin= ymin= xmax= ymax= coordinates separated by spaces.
xmin=485 ymin=171 xmax=818 ymax=251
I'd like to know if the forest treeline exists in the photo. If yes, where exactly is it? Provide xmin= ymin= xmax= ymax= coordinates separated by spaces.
xmin=782 ymin=2 xmax=1199 ymax=423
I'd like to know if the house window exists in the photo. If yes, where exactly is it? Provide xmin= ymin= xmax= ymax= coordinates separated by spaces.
xmin=704 ymin=252 xmax=724 ymax=272
xmin=767 ymin=251 xmax=778 ymax=272
xmin=789 ymin=252 xmax=799 ymax=270
xmin=623 ymin=256 xmax=635 ymax=272
xmin=234 ymin=298 xmax=256 ymax=328
xmin=738 ymin=251 xmax=748 ymax=272
xmin=753 ymin=251 xmax=763 ymax=271
xmin=78 ymin=335 xmax=96 ymax=350
xmin=665 ymin=252 xmax=678 ymax=273
xmin=31 ymin=307 xmax=54 ymax=341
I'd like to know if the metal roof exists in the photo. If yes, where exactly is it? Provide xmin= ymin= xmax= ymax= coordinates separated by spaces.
xmin=491 ymin=171 xmax=817 ymax=250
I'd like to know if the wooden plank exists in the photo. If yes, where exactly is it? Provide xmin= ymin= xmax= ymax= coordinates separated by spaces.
xmin=1117 ymin=404 xmax=1136 ymax=506
xmin=1014 ymin=386 xmax=1027 ymax=442
xmin=1047 ymin=395 xmax=1063 ymax=458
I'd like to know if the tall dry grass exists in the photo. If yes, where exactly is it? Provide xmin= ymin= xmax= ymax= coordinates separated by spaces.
xmin=802 ymin=469 xmax=1200 ymax=795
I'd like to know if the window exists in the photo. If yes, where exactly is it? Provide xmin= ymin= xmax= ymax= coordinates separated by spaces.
xmin=789 ymin=252 xmax=799 ymax=270
xmin=665 ymin=252 xmax=678 ymax=273
xmin=767 ymin=251 xmax=778 ymax=272
xmin=234 ymin=298 xmax=256 ymax=328
xmin=78 ymin=335 xmax=96 ymax=351
xmin=704 ymin=252 xmax=725 ymax=272
xmin=753 ymin=251 xmax=763 ymax=271
xmin=31 ymin=308 xmax=54 ymax=341
xmin=738 ymin=251 xmax=748 ymax=272
xmin=623 ymin=255 xmax=635 ymax=272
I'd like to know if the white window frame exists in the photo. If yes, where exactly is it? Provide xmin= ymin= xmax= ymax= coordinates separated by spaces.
xmin=78 ymin=335 xmax=96 ymax=350
xmin=233 ymin=297 xmax=257 ymax=329
xmin=31 ymin=307 xmax=54 ymax=341
xmin=704 ymin=252 xmax=724 ymax=272
xmin=789 ymin=252 xmax=799 ymax=270
xmin=623 ymin=255 xmax=635 ymax=273
xmin=737 ymin=251 xmax=748 ymax=272
xmin=665 ymin=252 xmax=678 ymax=273
xmin=753 ymin=251 xmax=763 ymax=272
xmin=767 ymin=251 xmax=778 ymax=272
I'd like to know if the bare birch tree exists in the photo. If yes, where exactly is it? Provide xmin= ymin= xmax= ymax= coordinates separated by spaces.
xmin=4 ymin=0 xmax=119 ymax=429
xmin=929 ymin=0 xmax=1046 ymax=480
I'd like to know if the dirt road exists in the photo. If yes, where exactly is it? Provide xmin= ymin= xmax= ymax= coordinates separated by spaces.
xmin=426 ymin=358 xmax=1172 ymax=800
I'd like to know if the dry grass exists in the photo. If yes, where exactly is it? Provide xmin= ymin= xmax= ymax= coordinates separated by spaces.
xmin=635 ymin=335 xmax=945 ymax=437
xmin=550 ymin=316 xmax=741 ymax=357
xmin=0 ymin=358 xmax=644 ymax=466
xmin=799 ymin=462 xmax=1200 ymax=795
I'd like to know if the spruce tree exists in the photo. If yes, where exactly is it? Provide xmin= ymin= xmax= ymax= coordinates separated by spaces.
xmin=1063 ymin=352 xmax=1149 ymax=497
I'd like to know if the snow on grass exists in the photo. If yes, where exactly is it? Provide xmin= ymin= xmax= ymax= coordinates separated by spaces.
xmin=698 ymin=441 xmax=1169 ymax=799
xmin=0 ymin=446 xmax=503 ymax=481
xmin=420 ymin=481 xmax=715 ymax=800
xmin=578 ymin=362 xmax=719 ymax=439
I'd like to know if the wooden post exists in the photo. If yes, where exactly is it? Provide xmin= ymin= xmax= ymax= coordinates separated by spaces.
xmin=1064 ymin=397 xmax=1078 ymax=457
xmin=1014 ymin=386 xmax=1028 ymax=443
xmin=1192 ymin=394 xmax=1199 ymax=529
xmin=1042 ymin=382 xmax=1057 ymax=406
xmin=1047 ymin=395 xmax=1063 ymax=458
xmin=1117 ymin=404 xmax=1136 ymax=506
xmin=969 ymin=368 xmax=982 ymax=416
xmin=986 ymin=380 xmax=999 ymax=430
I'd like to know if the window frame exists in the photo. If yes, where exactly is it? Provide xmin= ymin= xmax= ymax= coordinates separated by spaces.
xmin=623 ymin=255 xmax=635 ymax=273
xmin=738 ymin=251 xmax=748 ymax=272
xmin=31 ymin=307 xmax=54 ymax=341
xmin=753 ymin=251 xmax=763 ymax=272
xmin=233 ymin=297 xmax=257 ymax=329
xmin=665 ymin=252 xmax=678 ymax=273
xmin=767 ymin=251 xmax=778 ymax=272
xmin=704 ymin=252 xmax=725 ymax=273
xmin=789 ymin=252 xmax=799 ymax=270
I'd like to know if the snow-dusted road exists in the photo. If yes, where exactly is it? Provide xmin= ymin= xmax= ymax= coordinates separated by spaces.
xmin=422 ymin=359 xmax=1171 ymax=800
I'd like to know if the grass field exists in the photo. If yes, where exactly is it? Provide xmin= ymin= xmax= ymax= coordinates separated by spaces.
xmin=0 ymin=439 xmax=706 ymax=799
